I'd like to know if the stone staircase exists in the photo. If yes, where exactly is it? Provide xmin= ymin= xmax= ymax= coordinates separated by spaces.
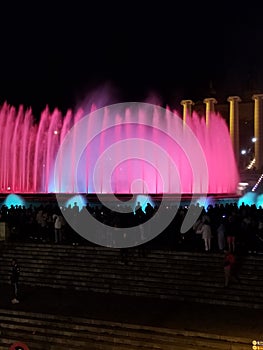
xmin=0 ymin=309 xmax=251 ymax=350
xmin=0 ymin=242 xmax=263 ymax=309
xmin=0 ymin=242 xmax=261 ymax=349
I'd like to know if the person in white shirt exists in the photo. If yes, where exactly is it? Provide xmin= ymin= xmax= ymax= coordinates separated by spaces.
xmin=197 ymin=219 xmax=212 ymax=252
xmin=53 ymin=214 xmax=62 ymax=243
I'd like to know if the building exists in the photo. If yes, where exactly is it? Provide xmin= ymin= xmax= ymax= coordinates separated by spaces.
xmin=182 ymin=92 xmax=263 ymax=172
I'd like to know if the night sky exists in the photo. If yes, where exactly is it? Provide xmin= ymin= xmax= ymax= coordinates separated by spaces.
xmin=1 ymin=3 xmax=263 ymax=116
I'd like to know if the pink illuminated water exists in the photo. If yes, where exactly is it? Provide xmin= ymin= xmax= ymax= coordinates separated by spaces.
xmin=0 ymin=101 xmax=239 ymax=194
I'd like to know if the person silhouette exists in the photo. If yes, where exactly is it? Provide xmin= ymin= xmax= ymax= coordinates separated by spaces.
xmin=10 ymin=258 xmax=20 ymax=304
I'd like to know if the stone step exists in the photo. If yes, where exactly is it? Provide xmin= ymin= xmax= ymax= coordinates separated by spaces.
xmin=2 ymin=244 xmax=263 ymax=270
xmin=0 ymin=264 xmax=231 ymax=281
xmin=1 ymin=266 xmax=262 ymax=294
xmin=3 ymin=242 xmax=263 ymax=262
xmin=0 ymin=242 xmax=234 ymax=260
xmin=0 ymin=261 xmax=229 ymax=276
xmin=1 ymin=280 xmax=263 ymax=307
xmin=1 ymin=270 xmax=262 ymax=289
xmin=0 ymin=309 xmax=251 ymax=350
xmin=0 ymin=258 xmax=228 ymax=273
xmin=1 ymin=250 xmax=230 ymax=267
xmin=1 ymin=252 xmax=259 ymax=272
xmin=0 ymin=267 xmax=230 ymax=283
xmin=1 ymin=243 xmax=263 ymax=308
xmin=0 ymin=331 xmax=248 ymax=350
xmin=0 ymin=263 xmax=229 ymax=278
xmin=1 ymin=276 xmax=257 ymax=298
xmin=1 ymin=257 xmax=260 ymax=273
xmin=115 ymin=287 xmax=262 ymax=306
xmin=4 ymin=280 xmax=258 ymax=309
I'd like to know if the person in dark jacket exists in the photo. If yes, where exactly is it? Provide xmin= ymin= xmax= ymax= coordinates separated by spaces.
xmin=11 ymin=258 xmax=20 ymax=304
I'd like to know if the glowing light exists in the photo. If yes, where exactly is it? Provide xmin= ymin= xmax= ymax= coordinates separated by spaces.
xmin=252 ymin=137 xmax=257 ymax=143
xmin=252 ymin=174 xmax=263 ymax=192
xmin=0 ymin=102 xmax=239 ymax=194
xmin=256 ymin=194 xmax=263 ymax=208
xmin=194 ymin=196 xmax=214 ymax=210
xmin=4 ymin=194 xmax=25 ymax=208
xmin=239 ymin=182 xmax=249 ymax=186
xmin=241 ymin=149 xmax=246 ymax=155
xmin=247 ymin=158 xmax=255 ymax=169
xmin=133 ymin=194 xmax=155 ymax=213
xmin=238 ymin=192 xmax=257 ymax=206
xmin=65 ymin=195 xmax=87 ymax=209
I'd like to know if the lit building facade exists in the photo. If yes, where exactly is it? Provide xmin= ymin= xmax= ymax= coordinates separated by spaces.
xmin=183 ymin=94 xmax=262 ymax=171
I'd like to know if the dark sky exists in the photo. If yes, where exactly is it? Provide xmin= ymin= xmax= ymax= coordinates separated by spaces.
xmin=1 ymin=2 xmax=263 ymax=116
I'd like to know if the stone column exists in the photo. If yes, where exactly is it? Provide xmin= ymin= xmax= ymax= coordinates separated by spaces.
xmin=227 ymin=96 xmax=241 ymax=167
xmin=203 ymin=98 xmax=217 ymax=126
xmin=180 ymin=100 xmax=194 ymax=124
xmin=253 ymin=94 xmax=263 ymax=170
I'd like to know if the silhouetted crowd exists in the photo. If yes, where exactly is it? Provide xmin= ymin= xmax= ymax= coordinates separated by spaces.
xmin=1 ymin=200 xmax=263 ymax=254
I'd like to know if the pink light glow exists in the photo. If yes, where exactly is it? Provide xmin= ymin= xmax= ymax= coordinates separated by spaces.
xmin=0 ymin=101 xmax=239 ymax=194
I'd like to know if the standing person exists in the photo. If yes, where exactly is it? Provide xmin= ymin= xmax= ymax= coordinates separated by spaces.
xmin=10 ymin=258 xmax=20 ymax=304
xmin=217 ymin=219 xmax=226 ymax=252
xmin=53 ymin=213 xmax=62 ymax=243
xmin=193 ymin=218 xmax=203 ymax=251
xmin=223 ymin=250 xmax=240 ymax=287
xmin=197 ymin=219 xmax=212 ymax=252
xmin=225 ymin=214 xmax=238 ymax=253
xmin=134 ymin=201 xmax=144 ymax=224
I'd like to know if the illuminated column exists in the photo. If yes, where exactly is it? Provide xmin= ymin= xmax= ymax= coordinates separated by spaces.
xmin=253 ymin=94 xmax=263 ymax=170
xmin=227 ymin=96 xmax=241 ymax=167
xmin=180 ymin=100 xmax=194 ymax=124
xmin=203 ymin=98 xmax=217 ymax=126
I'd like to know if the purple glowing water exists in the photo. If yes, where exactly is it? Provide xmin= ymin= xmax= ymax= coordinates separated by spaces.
xmin=0 ymin=101 xmax=239 ymax=194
